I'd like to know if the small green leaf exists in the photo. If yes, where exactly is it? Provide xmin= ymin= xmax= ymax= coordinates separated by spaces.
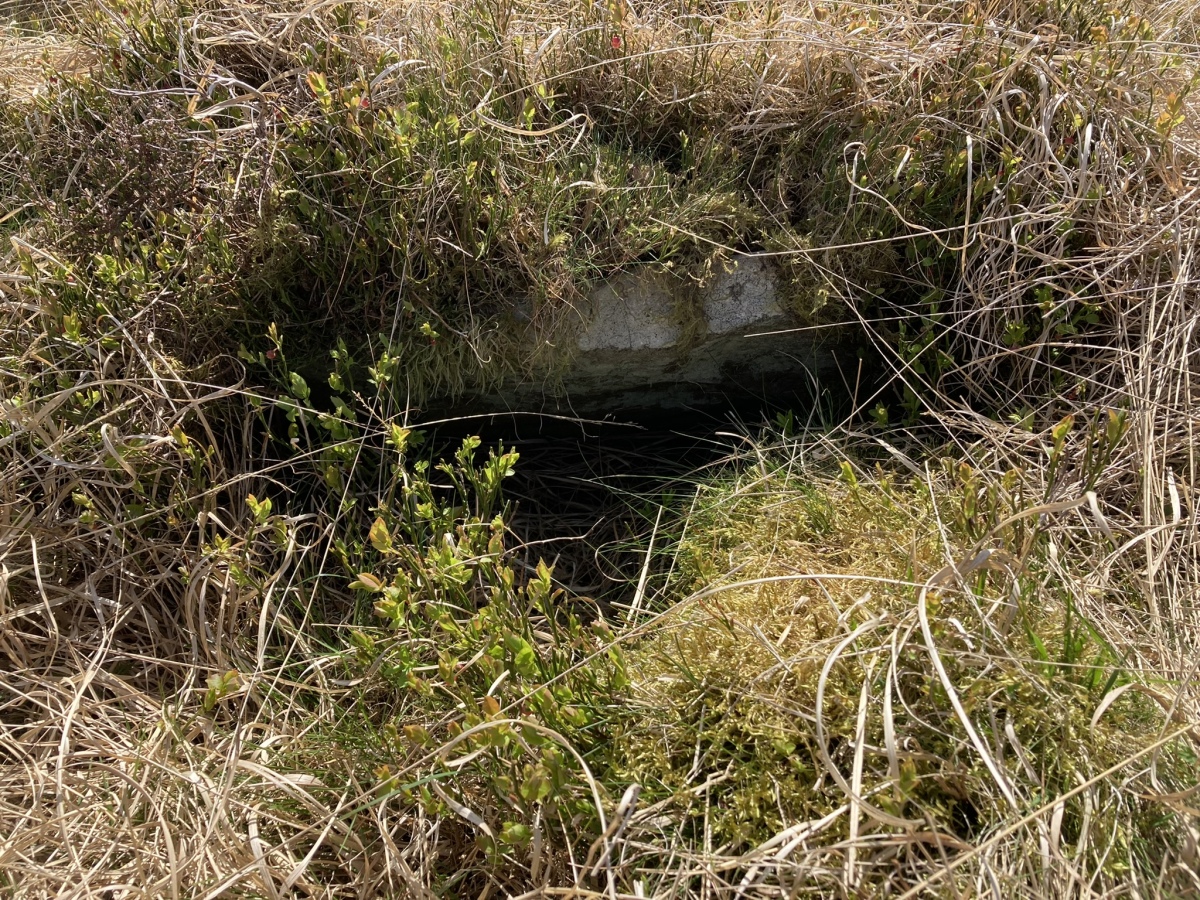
xmin=499 ymin=822 xmax=532 ymax=845
xmin=202 ymin=670 xmax=240 ymax=712
xmin=519 ymin=765 xmax=552 ymax=803
xmin=246 ymin=493 xmax=272 ymax=524
xmin=349 ymin=629 xmax=376 ymax=657
xmin=369 ymin=517 xmax=393 ymax=554
xmin=350 ymin=572 xmax=384 ymax=592
xmin=402 ymin=724 xmax=430 ymax=746
xmin=838 ymin=460 xmax=858 ymax=489
xmin=1003 ymin=320 xmax=1028 ymax=347
xmin=387 ymin=424 xmax=411 ymax=452
xmin=1052 ymin=414 xmax=1075 ymax=447
xmin=289 ymin=371 xmax=310 ymax=401
xmin=772 ymin=738 xmax=797 ymax=756
xmin=514 ymin=643 xmax=538 ymax=678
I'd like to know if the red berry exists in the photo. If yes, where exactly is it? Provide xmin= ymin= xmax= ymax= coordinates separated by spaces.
xmin=611 ymin=35 xmax=621 ymax=49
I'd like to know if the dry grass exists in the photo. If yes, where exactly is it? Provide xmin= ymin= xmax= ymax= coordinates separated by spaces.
xmin=0 ymin=32 xmax=79 ymax=105
xmin=2 ymin=0 xmax=1200 ymax=896
xmin=0 ymin=1 xmax=87 ymax=98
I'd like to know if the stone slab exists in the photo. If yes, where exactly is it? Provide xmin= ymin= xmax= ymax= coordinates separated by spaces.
xmin=704 ymin=255 xmax=784 ymax=334
xmin=576 ymin=275 xmax=680 ymax=351
xmin=479 ymin=255 xmax=845 ymax=416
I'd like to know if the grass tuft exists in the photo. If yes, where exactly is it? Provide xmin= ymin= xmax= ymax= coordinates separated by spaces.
xmin=612 ymin=437 xmax=1198 ymax=893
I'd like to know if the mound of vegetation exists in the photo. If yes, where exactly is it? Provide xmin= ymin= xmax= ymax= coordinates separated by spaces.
xmin=2 ymin=0 xmax=1199 ymax=896
xmin=614 ymin=437 xmax=1198 ymax=894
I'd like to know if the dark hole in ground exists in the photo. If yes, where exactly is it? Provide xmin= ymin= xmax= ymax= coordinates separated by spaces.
xmin=424 ymin=385 xmax=851 ymax=614
xmin=479 ymin=420 xmax=716 ymax=609
xmin=258 ymin=345 xmax=879 ymax=623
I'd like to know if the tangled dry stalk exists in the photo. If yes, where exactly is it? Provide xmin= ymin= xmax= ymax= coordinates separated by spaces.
xmin=2 ymin=0 xmax=1200 ymax=896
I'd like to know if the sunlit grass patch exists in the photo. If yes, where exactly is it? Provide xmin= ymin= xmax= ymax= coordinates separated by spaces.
xmin=612 ymin=440 xmax=1199 ymax=892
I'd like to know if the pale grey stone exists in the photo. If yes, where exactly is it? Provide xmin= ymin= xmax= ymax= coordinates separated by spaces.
xmin=576 ymin=275 xmax=680 ymax=351
xmin=450 ymin=256 xmax=845 ymax=415
xmin=703 ymin=255 xmax=784 ymax=334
